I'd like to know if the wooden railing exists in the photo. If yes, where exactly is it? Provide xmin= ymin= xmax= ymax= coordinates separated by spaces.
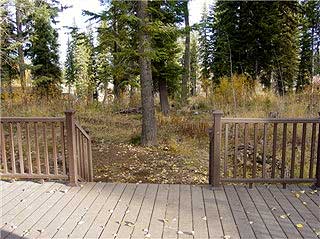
xmin=0 ymin=110 xmax=93 ymax=186
xmin=209 ymin=111 xmax=320 ymax=188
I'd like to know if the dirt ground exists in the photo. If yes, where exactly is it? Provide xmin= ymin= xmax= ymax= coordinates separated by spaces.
xmin=91 ymin=141 xmax=209 ymax=184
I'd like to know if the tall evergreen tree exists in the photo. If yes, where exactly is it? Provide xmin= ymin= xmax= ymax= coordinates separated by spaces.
xmin=29 ymin=0 xmax=61 ymax=97
xmin=138 ymin=0 xmax=157 ymax=146
xmin=190 ymin=34 xmax=198 ymax=96
xmin=198 ymin=4 xmax=212 ymax=83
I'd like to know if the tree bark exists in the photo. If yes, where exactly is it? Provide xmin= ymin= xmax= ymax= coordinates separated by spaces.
xmin=181 ymin=1 xmax=190 ymax=103
xmin=137 ymin=0 xmax=157 ymax=146
xmin=16 ymin=2 xmax=26 ymax=95
xmin=159 ymin=78 xmax=169 ymax=116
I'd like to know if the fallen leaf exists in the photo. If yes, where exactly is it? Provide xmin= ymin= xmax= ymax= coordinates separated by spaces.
xmin=295 ymin=193 xmax=300 ymax=198
xmin=124 ymin=221 xmax=134 ymax=227
xmin=296 ymin=223 xmax=304 ymax=229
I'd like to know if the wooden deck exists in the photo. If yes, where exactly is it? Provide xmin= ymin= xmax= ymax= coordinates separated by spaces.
xmin=0 ymin=180 xmax=319 ymax=239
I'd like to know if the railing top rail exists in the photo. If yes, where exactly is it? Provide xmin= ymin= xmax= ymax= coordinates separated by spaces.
xmin=221 ymin=117 xmax=320 ymax=124
xmin=75 ymin=121 xmax=90 ymax=140
xmin=0 ymin=117 xmax=65 ymax=123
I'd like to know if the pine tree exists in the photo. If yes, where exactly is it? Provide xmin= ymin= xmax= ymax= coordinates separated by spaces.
xmin=64 ymin=37 xmax=76 ymax=94
xmin=138 ymin=0 xmax=157 ymax=146
xmin=149 ymin=0 xmax=183 ymax=115
xmin=198 ymin=4 xmax=212 ymax=83
xmin=29 ymin=0 xmax=61 ymax=98
xmin=190 ymin=34 xmax=198 ymax=96
xmin=0 ymin=2 xmax=18 ymax=99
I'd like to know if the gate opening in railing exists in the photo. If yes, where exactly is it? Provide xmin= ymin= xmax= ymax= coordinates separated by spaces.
xmin=0 ymin=110 xmax=93 ymax=186
xmin=209 ymin=111 xmax=320 ymax=188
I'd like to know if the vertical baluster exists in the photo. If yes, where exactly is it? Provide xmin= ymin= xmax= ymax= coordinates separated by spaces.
xmin=88 ymin=138 xmax=93 ymax=182
xmin=233 ymin=123 xmax=238 ymax=178
xmin=78 ymin=128 xmax=82 ymax=178
xmin=52 ymin=123 xmax=58 ymax=175
xmin=243 ymin=123 xmax=248 ymax=178
xmin=281 ymin=123 xmax=287 ymax=188
xmin=26 ymin=123 xmax=32 ymax=174
xmin=253 ymin=123 xmax=257 ymax=179
xmin=1 ymin=123 xmax=8 ymax=173
xmin=224 ymin=124 xmax=229 ymax=177
xmin=17 ymin=123 xmax=24 ymax=174
xmin=309 ymin=123 xmax=316 ymax=178
xmin=81 ymin=135 xmax=85 ymax=179
xmin=84 ymin=137 xmax=88 ymax=180
xmin=60 ymin=122 xmax=66 ymax=175
xmin=290 ymin=123 xmax=297 ymax=178
xmin=271 ymin=123 xmax=278 ymax=178
xmin=300 ymin=123 xmax=307 ymax=178
xmin=43 ymin=123 xmax=50 ymax=174
xmin=76 ymin=129 xmax=80 ymax=176
xmin=262 ymin=123 xmax=267 ymax=178
xmin=9 ymin=123 xmax=16 ymax=174
xmin=34 ymin=122 xmax=41 ymax=174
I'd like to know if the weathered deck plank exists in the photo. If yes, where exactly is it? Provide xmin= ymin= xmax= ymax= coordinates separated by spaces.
xmin=148 ymin=184 xmax=169 ymax=238
xmin=99 ymin=183 xmax=137 ymax=238
xmin=131 ymin=184 xmax=158 ymax=239
xmin=202 ymin=186 xmax=223 ymax=238
xmin=0 ymin=181 xmax=319 ymax=239
xmin=116 ymin=184 xmax=148 ymax=238
xmin=37 ymin=182 xmax=95 ymax=239
xmin=162 ymin=184 xmax=179 ymax=239
xmin=178 ymin=185 xmax=193 ymax=238
xmin=257 ymin=186 xmax=303 ymax=238
xmin=235 ymin=186 xmax=271 ymax=238
xmin=247 ymin=187 xmax=287 ymax=238
xmin=224 ymin=186 xmax=256 ymax=238
xmin=84 ymin=183 xmax=126 ymax=238
xmin=70 ymin=183 xmax=116 ymax=238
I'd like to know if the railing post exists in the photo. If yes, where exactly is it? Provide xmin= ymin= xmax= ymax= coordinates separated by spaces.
xmin=210 ymin=110 xmax=223 ymax=187
xmin=65 ymin=110 xmax=78 ymax=186
xmin=316 ymin=112 xmax=320 ymax=187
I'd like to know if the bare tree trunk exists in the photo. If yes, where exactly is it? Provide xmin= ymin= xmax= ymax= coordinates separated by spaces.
xmin=16 ymin=2 xmax=26 ymax=95
xmin=137 ymin=0 xmax=157 ymax=146
xmin=159 ymin=79 xmax=169 ymax=116
xmin=181 ymin=1 xmax=190 ymax=103
xmin=102 ymin=83 xmax=108 ymax=105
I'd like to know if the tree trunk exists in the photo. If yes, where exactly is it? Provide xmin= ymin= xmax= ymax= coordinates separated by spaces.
xmin=16 ymin=2 xmax=26 ymax=95
xmin=159 ymin=79 xmax=169 ymax=116
xmin=102 ymin=83 xmax=108 ymax=105
xmin=137 ymin=0 xmax=157 ymax=146
xmin=181 ymin=1 xmax=190 ymax=103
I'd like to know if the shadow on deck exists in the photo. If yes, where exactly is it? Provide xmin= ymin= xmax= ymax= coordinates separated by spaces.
xmin=0 ymin=180 xmax=319 ymax=239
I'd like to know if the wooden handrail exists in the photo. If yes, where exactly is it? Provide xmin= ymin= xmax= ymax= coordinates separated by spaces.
xmin=222 ymin=118 xmax=320 ymax=124
xmin=75 ymin=122 xmax=90 ymax=140
xmin=0 ymin=117 xmax=65 ymax=122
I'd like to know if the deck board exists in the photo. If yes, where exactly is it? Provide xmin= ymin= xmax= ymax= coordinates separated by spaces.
xmin=0 ymin=180 xmax=319 ymax=239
